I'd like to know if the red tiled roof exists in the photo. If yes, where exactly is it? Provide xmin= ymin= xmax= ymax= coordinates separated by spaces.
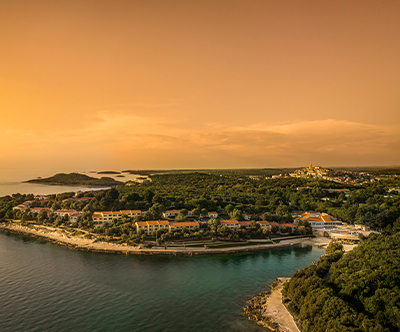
xmin=238 ymin=221 xmax=250 ymax=225
xmin=257 ymin=220 xmax=270 ymax=224
xmin=169 ymin=222 xmax=199 ymax=227
xmin=30 ymin=207 xmax=51 ymax=212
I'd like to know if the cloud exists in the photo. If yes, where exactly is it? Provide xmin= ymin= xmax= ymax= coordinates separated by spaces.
xmin=1 ymin=116 xmax=399 ymax=170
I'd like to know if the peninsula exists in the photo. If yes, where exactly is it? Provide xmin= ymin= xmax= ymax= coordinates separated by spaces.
xmin=25 ymin=173 xmax=122 ymax=187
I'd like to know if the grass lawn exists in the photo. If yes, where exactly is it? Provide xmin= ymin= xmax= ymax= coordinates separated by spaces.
xmin=272 ymin=236 xmax=304 ymax=243
xmin=166 ymin=240 xmax=277 ymax=249
xmin=207 ymin=241 xmax=273 ymax=248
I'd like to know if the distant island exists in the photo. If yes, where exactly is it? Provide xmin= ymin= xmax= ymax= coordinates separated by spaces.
xmin=24 ymin=173 xmax=122 ymax=187
xmin=97 ymin=171 xmax=121 ymax=175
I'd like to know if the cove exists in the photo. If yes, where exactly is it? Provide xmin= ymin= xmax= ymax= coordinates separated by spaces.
xmin=0 ymin=232 xmax=324 ymax=332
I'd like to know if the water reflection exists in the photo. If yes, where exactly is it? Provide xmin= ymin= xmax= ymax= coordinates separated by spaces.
xmin=0 ymin=232 xmax=324 ymax=332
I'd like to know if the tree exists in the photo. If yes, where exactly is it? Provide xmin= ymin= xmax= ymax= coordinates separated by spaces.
xmin=218 ymin=225 xmax=230 ymax=237
xmin=262 ymin=228 xmax=271 ymax=237
xmin=225 ymin=204 xmax=234 ymax=214
xmin=250 ymin=220 xmax=260 ymax=230
xmin=51 ymin=202 xmax=61 ymax=212
xmin=325 ymin=241 xmax=344 ymax=255
xmin=200 ymin=208 xmax=208 ymax=217
xmin=192 ymin=207 xmax=201 ymax=217
xmin=271 ymin=225 xmax=278 ymax=234
xmin=392 ymin=217 xmax=400 ymax=234
xmin=229 ymin=208 xmax=242 ymax=220
xmin=37 ymin=210 xmax=47 ymax=223
xmin=144 ymin=190 xmax=155 ymax=203
xmin=133 ymin=215 xmax=142 ymax=222
xmin=55 ymin=216 xmax=63 ymax=226
xmin=152 ymin=194 xmax=162 ymax=204
xmin=6 ymin=210 xmax=14 ymax=220
xmin=280 ymin=225 xmax=289 ymax=234
xmin=208 ymin=218 xmax=220 ymax=227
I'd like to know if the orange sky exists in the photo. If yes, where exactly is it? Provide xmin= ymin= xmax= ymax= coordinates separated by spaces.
xmin=1 ymin=0 xmax=400 ymax=172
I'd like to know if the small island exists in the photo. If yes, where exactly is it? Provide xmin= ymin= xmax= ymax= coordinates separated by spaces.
xmin=97 ymin=171 xmax=121 ymax=175
xmin=24 ymin=173 xmax=122 ymax=187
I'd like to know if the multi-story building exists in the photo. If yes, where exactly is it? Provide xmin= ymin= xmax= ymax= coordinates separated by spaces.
xmin=296 ymin=211 xmax=342 ymax=228
xmin=220 ymin=220 xmax=240 ymax=230
xmin=169 ymin=222 xmax=199 ymax=232
xmin=30 ymin=207 xmax=52 ymax=214
xmin=92 ymin=210 xmax=142 ymax=226
xmin=54 ymin=209 xmax=77 ymax=217
xmin=256 ymin=220 xmax=271 ymax=230
xmin=163 ymin=210 xmax=181 ymax=218
xmin=208 ymin=212 xmax=218 ymax=218
xmin=136 ymin=220 xmax=170 ymax=234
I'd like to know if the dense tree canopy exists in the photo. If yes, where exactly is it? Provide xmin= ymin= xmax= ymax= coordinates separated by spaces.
xmin=283 ymin=233 xmax=400 ymax=332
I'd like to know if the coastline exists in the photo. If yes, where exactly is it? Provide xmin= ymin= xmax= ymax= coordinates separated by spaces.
xmin=244 ymin=241 xmax=358 ymax=331
xmin=21 ymin=181 xmax=114 ymax=188
xmin=244 ymin=278 xmax=300 ymax=332
xmin=0 ymin=223 xmax=327 ymax=256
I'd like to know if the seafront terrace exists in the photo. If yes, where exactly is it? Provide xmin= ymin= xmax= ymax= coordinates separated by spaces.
xmin=312 ymin=224 xmax=375 ymax=240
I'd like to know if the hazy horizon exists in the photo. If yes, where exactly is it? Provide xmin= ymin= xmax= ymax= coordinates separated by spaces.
xmin=2 ymin=0 xmax=399 ymax=171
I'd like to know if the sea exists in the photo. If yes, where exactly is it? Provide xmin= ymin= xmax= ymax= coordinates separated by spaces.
xmin=0 ymin=232 xmax=324 ymax=332
xmin=0 ymin=169 xmax=140 ymax=197
xmin=0 ymin=169 xmax=325 ymax=331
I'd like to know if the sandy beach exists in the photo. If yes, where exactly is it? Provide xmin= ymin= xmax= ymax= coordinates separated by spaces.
xmin=244 ymin=238 xmax=358 ymax=331
xmin=244 ymin=278 xmax=300 ymax=332
xmin=264 ymin=278 xmax=300 ymax=332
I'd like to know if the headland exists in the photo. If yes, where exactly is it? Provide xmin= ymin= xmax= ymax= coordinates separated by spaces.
xmin=0 ymin=222 xmax=331 ymax=256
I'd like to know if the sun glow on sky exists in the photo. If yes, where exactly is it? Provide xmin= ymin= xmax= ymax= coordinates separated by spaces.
xmin=1 ymin=0 xmax=400 ymax=172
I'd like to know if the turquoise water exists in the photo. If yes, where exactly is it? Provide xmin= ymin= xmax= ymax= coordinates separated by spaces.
xmin=0 ymin=232 xmax=324 ymax=332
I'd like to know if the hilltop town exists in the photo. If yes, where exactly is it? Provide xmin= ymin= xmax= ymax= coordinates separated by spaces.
xmin=268 ymin=163 xmax=378 ymax=185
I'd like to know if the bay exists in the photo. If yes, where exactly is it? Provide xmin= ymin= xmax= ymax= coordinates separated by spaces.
xmin=0 ymin=232 xmax=324 ymax=332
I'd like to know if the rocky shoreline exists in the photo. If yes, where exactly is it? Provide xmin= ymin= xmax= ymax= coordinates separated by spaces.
xmin=244 ymin=278 xmax=299 ymax=332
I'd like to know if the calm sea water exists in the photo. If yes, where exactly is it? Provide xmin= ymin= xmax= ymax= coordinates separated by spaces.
xmin=0 ymin=170 xmax=140 ymax=197
xmin=0 ymin=232 xmax=324 ymax=332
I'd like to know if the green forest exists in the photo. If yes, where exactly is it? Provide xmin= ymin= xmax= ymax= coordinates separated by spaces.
xmin=1 ymin=172 xmax=400 ymax=241
xmin=282 ymin=232 xmax=400 ymax=332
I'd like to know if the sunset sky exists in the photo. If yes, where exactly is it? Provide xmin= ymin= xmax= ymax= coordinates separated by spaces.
xmin=1 ymin=0 xmax=400 ymax=173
